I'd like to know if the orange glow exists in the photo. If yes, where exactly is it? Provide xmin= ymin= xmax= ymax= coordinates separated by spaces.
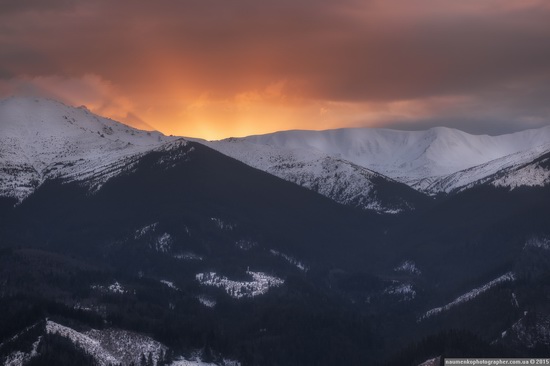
xmin=125 ymin=93 xmax=362 ymax=141
xmin=18 ymin=74 xmax=391 ymax=140
xmin=11 ymin=74 xmax=498 ymax=141
xmin=1 ymin=0 xmax=549 ymax=138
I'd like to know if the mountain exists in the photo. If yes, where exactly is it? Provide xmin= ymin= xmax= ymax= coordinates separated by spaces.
xmin=2 ymin=97 xmax=548 ymax=212
xmin=2 ymin=319 xmax=167 ymax=366
xmin=425 ymin=143 xmax=550 ymax=194
xmin=1 ymin=96 xmax=550 ymax=365
xmin=214 ymin=126 xmax=550 ymax=193
xmin=203 ymin=138 xmax=429 ymax=213
xmin=0 ymin=128 xmax=392 ymax=365
xmin=0 ymin=97 xmax=173 ymax=201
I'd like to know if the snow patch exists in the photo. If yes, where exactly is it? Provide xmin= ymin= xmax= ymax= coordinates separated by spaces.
xmin=45 ymin=320 xmax=119 ymax=366
xmin=210 ymin=218 xmax=235 ymax=230
xmin=420 ymin=272 xmax=516 ymax=321
xmin=511 ymin=292 xmax=520 ymax=308
xmin=160 ymin=280 xmax=178 ymax=290
xmin=492 ymin=161 xmax=550 ymax=190
xmin=73 ymin=302 xmax=105 ymax=315
xmin=174 ymin=252 xmax=203 ymax=261
xmin=3 ymin=336 xmax=41 ymax=366
xmin=270 ymin=249 xmax=309 ymax=272
xmin=235 ymin=239 xmax=257 ymax=251
xmin=524 ymin=236 xmax=550 ymax=250
xmin=417 ymin=357 xmax=440 ymax=366
xmin=383 ymin=282 xmax=416 ymax=301
xmin=197 ymin=296 xmax=216 ymax=308
xmin=2 ymin=324 xmax=42 ymax=366
xmin=43 ymin=320 xmax=167 ymax=366
xmin=394 ymin=260 xmax=421 ymax=275
xmin=195 ymin=271 xmax=284 ymax=299
xmin=84 ymin=327 xmax=166 ymax=366
xmin=91 ymin=281 xmax=126 ymax=294
xmin=4 ymin=350 xmax=33 ymax=366
xmin=153 ymin=233 xmax=172 ymax=253
xmin=154 ymin=139 xmax=193 ymax=169
xmin=108 ymin=281 xmax=125 ymax=294
xmin=135 ymin=222 xmax=158 ymax=239
xmin=501 ymin=312 xmax=550 ymax=348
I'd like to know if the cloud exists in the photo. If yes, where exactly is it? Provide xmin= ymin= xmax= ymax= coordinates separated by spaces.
xmin=0 ymin=0 xmax=549 ymax=137
xmin=0 ymin=74 xmax=151 ymax=128
xmin=0 ymin=0 xmax=75 ymax=14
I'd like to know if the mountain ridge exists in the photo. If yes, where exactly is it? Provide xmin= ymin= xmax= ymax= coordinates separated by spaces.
xmin=208 ymin=124 xmax=550 ymax=196
xmin=1 ymin=96 xmax=550 ymax=365
xmin=0 ymin=97 xmax=175 ymax=201
xmin=229 ymin=125 xmax=550 ymax=181
xmin=202 ymin=137 xmax=429 ymax=213
xmin=2 ymin=96 xmax=550 ymax=211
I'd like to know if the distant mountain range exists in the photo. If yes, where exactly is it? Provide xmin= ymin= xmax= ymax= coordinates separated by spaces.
xmin=2 ymin=97 xmax=550 ymax=213
xmin=205 ymin=124 xmax=550 ymax=198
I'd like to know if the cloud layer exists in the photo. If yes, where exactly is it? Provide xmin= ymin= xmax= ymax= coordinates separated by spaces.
xmin=1 ymin=0 xmax=549 ymax=138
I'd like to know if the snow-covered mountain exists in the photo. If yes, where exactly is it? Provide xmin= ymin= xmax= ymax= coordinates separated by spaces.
xmin=2 ymin=96 xmax=549 ymax=212
xmin=425 ymin=143 xmax=550 ymax=193
xmin=202 ymin=138 xmax=428 ymax=213
xmin=1 ymin=319 xmax=240 ymax=366
xmin=2 ymin=96 xmax=550 ymax=365
xmin=207 ymin=126 xmax=550 ymax=194
xmin=0 ymin=97 xmax=174 ymax=201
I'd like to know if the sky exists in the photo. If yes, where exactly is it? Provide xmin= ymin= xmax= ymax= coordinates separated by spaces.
xmin=1 ymin=0 xmax=550 ymax=140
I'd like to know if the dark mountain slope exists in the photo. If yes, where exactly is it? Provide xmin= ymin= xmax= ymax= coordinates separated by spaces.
xmin=379 ymin=181 xmax=550 ymax=312
xmin=4 ymin=140 xmax=391 ymax=273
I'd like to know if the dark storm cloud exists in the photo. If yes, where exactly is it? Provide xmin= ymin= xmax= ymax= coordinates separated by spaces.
xmin=1 ymin=0 xmax=549 ymax=136
xmin=0 ymin=0 xmax=75 ymax=14
xmin=373 ymin=74 xmax=550 ymax=135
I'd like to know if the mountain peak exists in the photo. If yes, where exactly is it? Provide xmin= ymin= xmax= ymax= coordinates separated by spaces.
xmin=0 ymin=96 xmax=173 ymax=201
xmin=229 ymin=124 xmax=550 ymax=185
xmin=0 ymin=96 xmax=165 ymax=145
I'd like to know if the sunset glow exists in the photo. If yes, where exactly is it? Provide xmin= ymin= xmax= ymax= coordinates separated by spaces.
xmin=1 ymin=0 xmax=550 ymax=139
